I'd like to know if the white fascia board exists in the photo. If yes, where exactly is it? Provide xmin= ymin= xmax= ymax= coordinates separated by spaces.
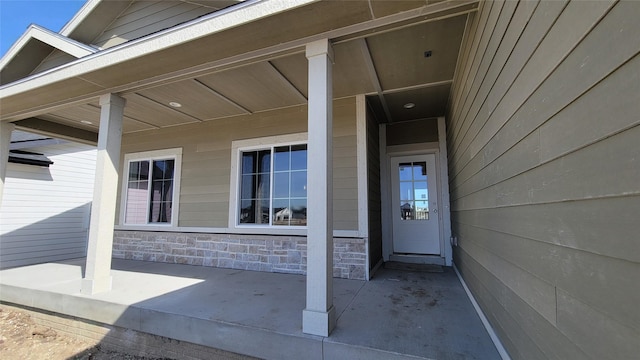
xmin=0 ymin=25 xmax=97 ymax=71
xmin=0 ymin=0 xmax=317 ymax=98
xmin=29 ymin=25 xmax=97 ymax=57
xmin=59 ymin=0 xmax=103 ymax=37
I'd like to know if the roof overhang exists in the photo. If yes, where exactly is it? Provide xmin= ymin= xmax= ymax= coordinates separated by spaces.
xmin=0 ymin=0 xmax=478 ymax=124
xmin=0 ymin=24 xmax=98 ymax=84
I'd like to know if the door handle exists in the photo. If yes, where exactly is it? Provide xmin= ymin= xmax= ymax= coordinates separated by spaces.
xmin=433 ymin=208 xmax=438 ymax=214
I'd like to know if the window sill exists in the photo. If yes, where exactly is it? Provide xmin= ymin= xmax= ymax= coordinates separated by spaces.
xmin=114 ymin=225 xmax=361 ymax=238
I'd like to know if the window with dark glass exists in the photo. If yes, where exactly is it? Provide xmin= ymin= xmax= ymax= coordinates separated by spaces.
xmin=239 ymin=144 xmax=307 ymax=226
xmin=125 ymin=158 xmax=175 ymax=224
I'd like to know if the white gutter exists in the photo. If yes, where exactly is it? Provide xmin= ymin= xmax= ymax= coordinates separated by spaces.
xmin=0 ymin=0 xmax=317 ymax=98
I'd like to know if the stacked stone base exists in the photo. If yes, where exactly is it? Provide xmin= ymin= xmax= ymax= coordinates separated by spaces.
xmin=113 ymin=231 xmax=367 ymax=280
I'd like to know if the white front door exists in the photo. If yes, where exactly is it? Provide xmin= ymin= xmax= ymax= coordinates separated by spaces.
xmin=391 ymin=154 xmax=440 ymax=255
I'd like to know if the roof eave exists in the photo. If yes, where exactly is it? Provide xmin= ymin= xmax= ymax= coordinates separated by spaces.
xmin=0 ymin=0 xmax=315 ymax=98
xmin=0 ymin=24 xmax=97 ymax=72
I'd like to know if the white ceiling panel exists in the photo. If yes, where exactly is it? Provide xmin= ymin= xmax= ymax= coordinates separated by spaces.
xmin=366 ymin=15 xmax=467 ymax=91
xmin=123 ymin=93 xmax=201 ymax=127
xmin=137 ymin=79 xmax=247 ymax=121
xmin=196 ymin=62 xmax=306 ymax=112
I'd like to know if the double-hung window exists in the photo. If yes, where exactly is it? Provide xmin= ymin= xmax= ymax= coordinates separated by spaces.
xmin=233 ymin=135 xmax=307 ymax=227
xmin=122 ymin=148 xmax=182 ymax=226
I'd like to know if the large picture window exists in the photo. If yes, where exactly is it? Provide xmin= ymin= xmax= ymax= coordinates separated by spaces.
xmin=238 ymin=143 xmax=307 ymax=227
xmin=122 ymin=149 xmax=181 ymax=226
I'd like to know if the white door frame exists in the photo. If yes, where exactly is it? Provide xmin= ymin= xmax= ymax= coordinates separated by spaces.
xmin=380 ymin=117 xmax=452 ymax=266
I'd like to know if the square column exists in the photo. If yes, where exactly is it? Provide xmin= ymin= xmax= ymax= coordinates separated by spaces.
xmin=303 ymin=39 xmax=336 ymax=336
xmin=81 ymin=94 xmax=125 ymax=295
xmin=0 ymin=122 xmax=15 ymax=206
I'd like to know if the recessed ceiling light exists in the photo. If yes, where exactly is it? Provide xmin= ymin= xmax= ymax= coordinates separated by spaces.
xmin=403 ymin=103 xmax=416 ymax=109
xmin=80 ymin=120 xmax=93 ymax=124
xmin=169 ymin=102 xmax=182 ymax=108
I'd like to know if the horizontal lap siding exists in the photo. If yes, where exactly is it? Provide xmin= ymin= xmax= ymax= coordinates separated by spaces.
xmin=0 ymin=142 xmax=96 ymax=268
xmin=93 ymin=1 xmax=215 ymax=49
xmin=119 ymin=98 xmax=358 ymax=230
xmin=447 ymin=1 xmax=640 ymax=359
xmin=32 ymin=50 xmax=77 ymax=75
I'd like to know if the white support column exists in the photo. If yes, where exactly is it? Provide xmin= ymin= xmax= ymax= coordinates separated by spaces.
xmin=303 ymin=39 xmax=336 ymax=337
xmin=81 ymin=93 xmax=125 ymax=295
xmin=0 ymin=122 xmax=15 ymax=206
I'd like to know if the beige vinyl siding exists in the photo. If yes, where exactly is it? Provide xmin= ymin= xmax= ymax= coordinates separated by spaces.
xmin=93 ymin=1 xmax=216 ymax=49
xmin=0 ymin=142 xmax=96 ymax=269
xmin=447 ymin=1 xmax=640 ymax=359
xmin=366 ymin=105 xmax=382 ymax=269
xmin=119 ymin=97 xmax=358 ymax=230
xmin=31 ymin=49 xmax=77 ymax=75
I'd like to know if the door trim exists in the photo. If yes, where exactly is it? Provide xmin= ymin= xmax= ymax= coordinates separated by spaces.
xmin=380 ymin=117 xmax=452 ymax=266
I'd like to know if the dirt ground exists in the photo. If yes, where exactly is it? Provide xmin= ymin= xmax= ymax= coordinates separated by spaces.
xmin=0 ymin=307 xmax=166 ymax=360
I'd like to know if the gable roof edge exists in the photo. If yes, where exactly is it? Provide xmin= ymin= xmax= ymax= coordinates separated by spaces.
xmin=0 ymin=25 xmax=97 ymax=72
xmin=59 ymin=0 xmax=103 ymax=37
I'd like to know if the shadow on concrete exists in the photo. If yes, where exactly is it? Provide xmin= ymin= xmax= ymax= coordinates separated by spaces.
xmin=0 ymin=258 xmax=499 ymax=359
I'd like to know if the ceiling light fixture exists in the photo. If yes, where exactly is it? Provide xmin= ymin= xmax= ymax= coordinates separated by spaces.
xmin=169 ymin=101 xmax=182 ymax=108
xmin=80 ymin=120 xmax=93 ymax=124
xmin=403 ymin=103 xmax=416 ymax=109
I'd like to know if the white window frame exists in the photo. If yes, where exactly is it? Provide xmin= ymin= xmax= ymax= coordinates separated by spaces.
xmin=120 ymin=148 xmax=182 ymax=227
xmin=229 ymin=133 xmax=308 ymax=230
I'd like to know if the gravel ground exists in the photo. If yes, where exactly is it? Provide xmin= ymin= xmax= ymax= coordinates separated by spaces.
xmin=0 ymin=306 xmax=167 ymax=360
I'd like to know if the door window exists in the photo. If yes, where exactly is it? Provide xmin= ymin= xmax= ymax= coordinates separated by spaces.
xmin=398 ymin=161 xmax=429 ymax=220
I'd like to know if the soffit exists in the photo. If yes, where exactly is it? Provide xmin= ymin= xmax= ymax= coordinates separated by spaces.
xmin=2 ymin=0 xmax=475 ymax=137
xmin=367 ymin=15 xmax=466 ymax=90
xmin=0 ymin=40 xmax=52 ymax=85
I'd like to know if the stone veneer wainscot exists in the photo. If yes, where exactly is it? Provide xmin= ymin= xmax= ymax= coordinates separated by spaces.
xmin=113 ymin=231 xmax=367 ymax=280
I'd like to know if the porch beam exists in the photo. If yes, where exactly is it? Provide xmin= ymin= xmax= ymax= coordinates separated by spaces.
xmin=357 ymin=38 xmax=393 ymax=123
xmin=303 ymin=38 xmax=336 ymax=337
xmin=381 ymin=79 xmax=454 ymax=95
xmin=191 ymin=79 xmax=252 ymax=115
xmin=0 ymin=122 xmax=15 ymax=206
xmin=81 ymin=93 xmax=125 ymax=295
xmin=13 ymin=117 xmax=98 ymax=145
xmin=265 ymin=61 xmax=308 ymax=102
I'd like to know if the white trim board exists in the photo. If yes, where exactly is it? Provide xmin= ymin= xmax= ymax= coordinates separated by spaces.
xmin=228 ymin=132 xmax=308 ymax=230
xmin=119 ymin=147 xmax=183 ymax=227
xmin=356 ymin=94 xmax=369 ymax=239
xmin=0 ymin=25 xmax=96 ymax=71
xmin=454 ymin=263 xmax=511 ymax=360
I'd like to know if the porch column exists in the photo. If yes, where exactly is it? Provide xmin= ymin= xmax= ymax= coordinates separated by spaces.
xmin=0 ymin=122 xmax=15 ymax=206
xmin=303 ymin=39 xmax=336 ymax=336
xmin=81 ymin=93 xmax=125 ymax=295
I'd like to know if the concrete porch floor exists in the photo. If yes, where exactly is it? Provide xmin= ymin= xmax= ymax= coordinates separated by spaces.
xmin=0 ymin=259 xmax=499 ymax=359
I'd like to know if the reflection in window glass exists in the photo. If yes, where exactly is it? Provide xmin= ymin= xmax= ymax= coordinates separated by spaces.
xmin=239 ymin=144 xmax=307 ymax=226
xmin=239 ymin=150 xmax=270 ymax=224
xmin=125 ymin=158 xmax=175 ymax=224
xmin=398 ymin=161 xmax=428 ymax=220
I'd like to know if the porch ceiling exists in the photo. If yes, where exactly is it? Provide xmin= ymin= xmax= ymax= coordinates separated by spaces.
xmin=3 ymin=0 xmax=473 ymax=138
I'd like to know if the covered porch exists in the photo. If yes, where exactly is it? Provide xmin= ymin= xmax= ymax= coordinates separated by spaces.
xmin=1 ymin=0 xmax=481 ymax=344
xmin=0 ymin=258 xmax=498 ymax=359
